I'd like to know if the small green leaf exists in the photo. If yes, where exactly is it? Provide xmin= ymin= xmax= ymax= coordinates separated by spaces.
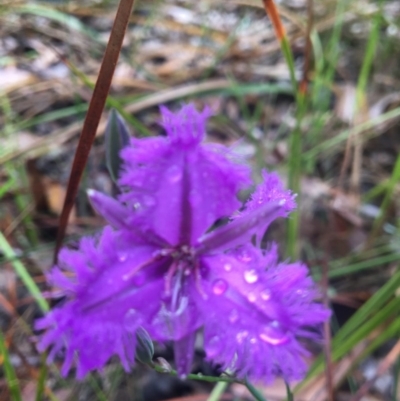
xmin=105 ymin=109 xmax=131 ymax=182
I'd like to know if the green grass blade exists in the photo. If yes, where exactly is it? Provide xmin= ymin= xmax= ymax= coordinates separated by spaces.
xmin=0 ymin=331 xmax=22 ymax=401
xmin=0 ymin=231 xmax=49 ymax=313
xmin=10 ymin=4 xmax=99 ymax=41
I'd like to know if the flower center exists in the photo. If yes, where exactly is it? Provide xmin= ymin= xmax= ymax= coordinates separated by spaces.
xmin=162 ymin=244 xmax=206 ymax=299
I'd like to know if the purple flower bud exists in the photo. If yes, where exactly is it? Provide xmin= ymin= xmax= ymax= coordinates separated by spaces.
xmin=36 ymin=104 xmax=330 ymax=382
xmin=135 ymin=327 xmax=154 ymax=365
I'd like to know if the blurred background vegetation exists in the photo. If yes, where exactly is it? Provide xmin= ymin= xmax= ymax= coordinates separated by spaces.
xmin=0 ymin=0 xmax=400 ymax=400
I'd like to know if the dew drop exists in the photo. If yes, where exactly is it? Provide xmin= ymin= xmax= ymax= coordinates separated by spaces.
xmin=259 ymin=321 xmax=289 ymax=345
xmin=118 ymin=252 xmax=128 ymax=262
xmin=296 ymin=289 xmax=308 ymax=298
xmin=206 ymin=336 xmax=221 ymax=358
xmin=250 ymin=337 xmax=257 ymax=344
xmin=123 ymin=309 xmax=137 ymax=332
xmin=134 ymin=202 xmax=141 ymax=210
xmin=167 ymin=165 xmax=183 ymax=183
xmin=244 ymin=269 xmax=258 ymax=284
xmin=223 ymin=263 xmax=232 ymax=272
xmin=261 ymin=289 xmax=271 ymax=301
xmin=229 ymin=309 xmax=239 ymax=323
xmin=236 ymin=330 xmax=249 ymax=344
xmin=247 ymin=292 xmax=257 ymax=303
xmin=212 ymin=279 xmax=228 ymax=295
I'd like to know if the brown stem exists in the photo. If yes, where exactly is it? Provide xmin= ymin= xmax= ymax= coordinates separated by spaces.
xmin=54 ymin=0 xmax=136 ymax=263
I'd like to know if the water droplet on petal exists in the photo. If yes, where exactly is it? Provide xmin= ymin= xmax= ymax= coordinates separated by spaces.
xmin=296 ymin=289 xmax=308 ymax=298
xmin=248 ymin=292 xmax=257 ymax=303
xmin=207 ymin=336 xmax=221 ymax=358
xmin=250 ymin=337 xmax=257 ymax=344
xmin=244 ymin=269 xmax=258 ymax=284
xmin=229 ymin=309 xmax=239 ymax=323
xmin=167 ymin=165 xmax=183 ymax=183
xmin=259 ymin=321 xmax=289 ymax=345
xmin=223 ymin=263 xmax=232 ymax=272
xmin=236 ymin=330 xmax=249 ymax=344
xmin=261 ymin=289 xmax=271 ymax=300
xmin=212 ymin=279 xmax=228 ymax=296
xmin=124 ymin=309 xmax=137 ymax=332
xmin=134 ymin=202 xmax=141 ymax=210
xmin=118 ymin=252 xmax=128 ymax=262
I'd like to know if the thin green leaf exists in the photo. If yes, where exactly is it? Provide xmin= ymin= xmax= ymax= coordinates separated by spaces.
xmin=245 ymin=379 xmax=268 ymax=401
xmin=0 ymin=331 xmax=22 ymax=401
xmin=10 ymin=4 xmax=99 ymax=41
xmin=0 ymin=231 xmax=49 ymax=312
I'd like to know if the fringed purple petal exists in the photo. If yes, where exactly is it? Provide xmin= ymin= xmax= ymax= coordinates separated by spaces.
xmin=87 ymin=189 xmax=131 ymax=229
xmin=237 ymin=170 xmax=296 ymax=244
xmin=119 ymin=104 xmax=251 ymax=245
xmin=160 ymin=103 xmax=211 ymax=146
xmin=244 ymin=171 xmax=296 ymax=214
xmin=196 ymin=200 xmax=284 ymax=254
xmin=195 ymin=246 xmax=330 ymax=382
xmin=36 ymin=227 xmax=166 ymax=378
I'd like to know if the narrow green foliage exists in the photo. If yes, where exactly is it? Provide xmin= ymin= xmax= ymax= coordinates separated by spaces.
xmin=279 ymin=33 xmax=306 ymax=260
xmin=88 ymin=375 xmax=109 ymax=401
xmin=207 ymin=381 xmax=228 ymax=401
xmin=356 ymin=1 xmax=383 ymax=108
xmin=370 ymin=153 xmax=400 ymax=240
xmin=300 ymin=268 xmax=400 ymax=385
xmin=0 ymin=331 xmax=22 ymax=401
xmin=312 ymin=252 xmax=400 ymax=279
xmin=0 ymin=231 xmax=49 ymax=312
xmin=245 ymin=379 xmax=267 ymax=401
xmin=35 ymin=355 xmax=48 ymax=401
xmin=393 ymin=354 xmax=400 ymax=401
xmin=304 ymin=106 xmax=400 ymax=160
xmin=9 ymin=4 xmax=99 ymax=41
xmin=285 ymin=381 xmax=293 ymax=401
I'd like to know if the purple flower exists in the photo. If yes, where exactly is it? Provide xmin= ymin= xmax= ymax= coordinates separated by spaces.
xmin=36 ymin=104 xmax=330 ymax=382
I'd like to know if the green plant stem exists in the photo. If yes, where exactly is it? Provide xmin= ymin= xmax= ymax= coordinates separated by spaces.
xmin=0 ymin=331 xmax=22 ymax=401
xmin=35 ymin=355 xmax=48 ymax=401
xmin=245 ymin=379 xmax=267 ymax=401
xmin=285 ymin=381 xmax=293 ymax=401
xmin=153 ymin=363 xmax=266 ymax=401
xmin=0 ymin=231 xmax=49 ymax=312
xmin=369 ymin=153 xmax=400 ymax=242
xmin=153 ymin=364 xmax=237 ymax=383
xmin=207 ymin=381 xmax=229 ymax=401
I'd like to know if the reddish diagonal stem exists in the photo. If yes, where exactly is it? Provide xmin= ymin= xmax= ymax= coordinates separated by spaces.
xmin=262 ymin=0 xmax=286 ymax=42
xmin=54 ymin=0 xmax=136 ymax=263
